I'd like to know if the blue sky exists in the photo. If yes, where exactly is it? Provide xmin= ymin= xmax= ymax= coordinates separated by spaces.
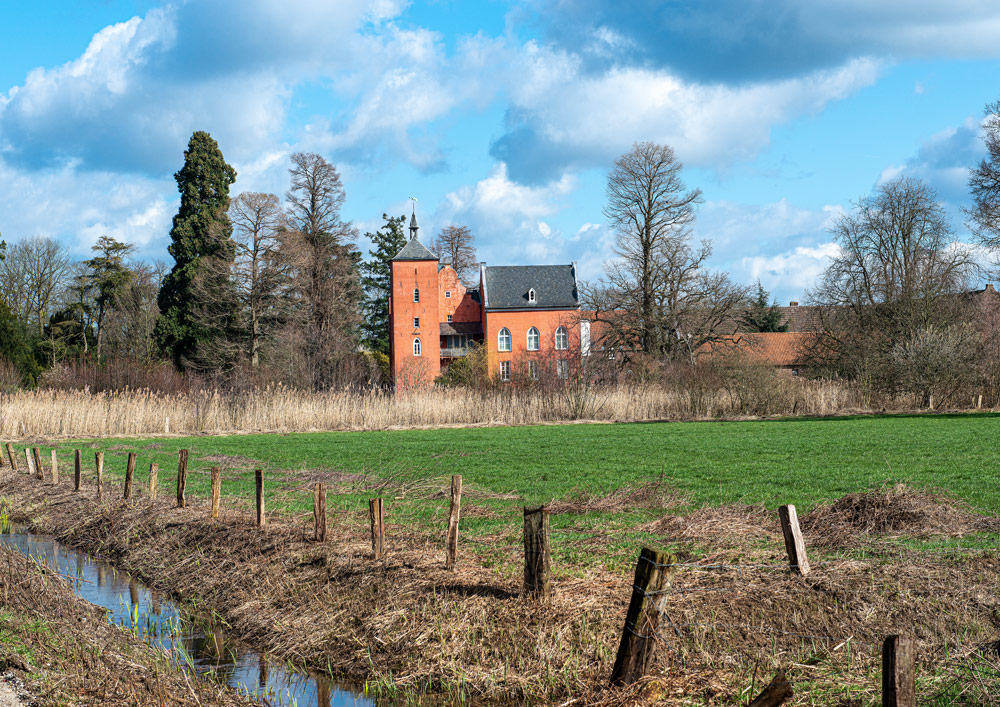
xmin=1 ymin=1 xmax=999 ymax=303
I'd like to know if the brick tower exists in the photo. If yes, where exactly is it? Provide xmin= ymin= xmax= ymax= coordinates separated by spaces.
xmin=389 ymin=206 xmax=441 ymax=388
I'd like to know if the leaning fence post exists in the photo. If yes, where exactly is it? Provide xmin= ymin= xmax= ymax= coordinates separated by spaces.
xmin=882 ymin=634 xmax=915 ymax=707
xmin=50 ymin=450 xmax=58 ymax=485
xmin=445 ymin=474 xmax=462 ymax=570
xmin=123 ymin=452 xmax=136 ymax=499
xmin=610 ymin=547 xmax=677 ymax=686
xmin=313 ymin=483 xmax=327 ymax=541
xmin=778 ymin=504 xmax=810 ymax=576
xmin=74 ymin=450 xmax=81 ymax=491
xmin=369 ymin=498 xmax=385 ymax=560
xmin=148 ymin=463 xmax=158 ymax=502
xmin=95 ymin=452 xmax=104 ymax=501
xmin=176 ymin=449 xmax=188 ymax=508
xmin=210 ymin=467 xmax=221 ymax=519
xmin=523 ymin=504 xmax=551 ymax=598
xmin=255 ymin=469 xmax=265 ymax=527
xmin=5 ymin=444 xmax=16 ymax=472
xmin=31 ymin=448 xmax=43 ymax=481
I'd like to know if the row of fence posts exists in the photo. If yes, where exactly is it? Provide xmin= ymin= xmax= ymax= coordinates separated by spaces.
xmin=1 ymin=446 xmax=916 ymax=704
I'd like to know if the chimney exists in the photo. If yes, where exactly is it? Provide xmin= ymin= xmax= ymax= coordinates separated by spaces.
xmin=986 ymin=283 xmax=996 ymax=293
xmin=789 ymin=301 xmax=799 ymax=307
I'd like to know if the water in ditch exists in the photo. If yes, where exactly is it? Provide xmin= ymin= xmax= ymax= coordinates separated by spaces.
xmin=0 ymin=531 xmax=373 ymax=707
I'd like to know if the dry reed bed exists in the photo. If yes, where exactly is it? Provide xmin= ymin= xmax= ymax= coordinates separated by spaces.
xmin=3 ymin=475 xmax=1000 ymax=705
xmin=0 ymin=543 xmax=253 ymax=706
xmin=1 ymin=380 xmax=876 ymax=438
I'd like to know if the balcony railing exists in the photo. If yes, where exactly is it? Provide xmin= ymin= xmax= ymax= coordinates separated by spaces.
xmin=440 ymin=347 xmax=471 ymax=358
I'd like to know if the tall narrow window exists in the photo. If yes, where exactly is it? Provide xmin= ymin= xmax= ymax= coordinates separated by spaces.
xmin=413 ymin=317 xmax=420 ymax=328
xmin=527 ymin=327 xmax=540 ymax=351
xmin=498 ymin=327 xmax=512 ymax=352
xmin=528 ymin=360 xmax=538 ymax=380
xmin=528 ymin=288 xmax=536 ymax=303
xmin=447 ymin=314 xmax=453 ymax=322
xmin=413 ymin=288 xmax=420 ymax=302
xmin=413 ymin=338 xmax=421 ymax=356
xmin=557 ymin=359 xmax=568 ymax=379
xmin=500 ymin=360 xmax=511 ymax=381
xmin=555 ymin=326 xmax=569 ymax=350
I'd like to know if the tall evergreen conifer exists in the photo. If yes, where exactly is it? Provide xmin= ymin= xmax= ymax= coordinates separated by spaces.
xmin=155 ymin=131 xmax=240 ymax=371
xmin=740 ymin=281 xmax=789 ymax=333
xmin=360 ymin=214 xmax=407 ymax=354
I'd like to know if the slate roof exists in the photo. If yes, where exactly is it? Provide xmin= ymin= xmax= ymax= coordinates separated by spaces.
xmin=482 ymin=264 xmax=579 ymax=310
xmin=391 ymin=238 xmax=438 ymax=261
xmin=440 ymin=321 xmax=483 ymax=337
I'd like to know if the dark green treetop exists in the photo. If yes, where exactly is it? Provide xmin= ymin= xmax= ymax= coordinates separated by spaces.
xmin=740 ymin=281 xmax=789 ymax=333
xmin=85 ymin=235 xmax=134 ymax=361
xmin=360 ymin=214 xmax=407 ymax=354
xmin=155 ymin=131 xmax=240 ymax=371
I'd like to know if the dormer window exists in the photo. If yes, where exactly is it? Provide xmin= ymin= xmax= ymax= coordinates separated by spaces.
xmin=527 ymin=288 xmax=536 ymax=303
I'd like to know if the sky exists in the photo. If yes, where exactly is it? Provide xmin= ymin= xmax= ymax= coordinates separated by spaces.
xmin=1 ymin=0 xmax=999 ymax=304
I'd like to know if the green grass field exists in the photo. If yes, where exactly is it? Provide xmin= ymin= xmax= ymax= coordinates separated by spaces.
xmin=30 ymin=411 xmax=1000 ymax=572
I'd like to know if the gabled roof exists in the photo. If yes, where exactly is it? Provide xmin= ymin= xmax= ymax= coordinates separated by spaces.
xmin=391 ymin=238 xmax=438 ymax=261
xmin=482 ymin=264 xmax=579 ymax=310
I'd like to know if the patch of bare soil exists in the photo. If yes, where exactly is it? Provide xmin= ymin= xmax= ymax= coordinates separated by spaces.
xmin=0 ymin=544 xmax=251 ymax=707
xmin=3 ymin=473 xmax=1000 ymax=705
xmin=802 ymin=483 xmax=1000 ymax=547
xmin=549 ymin=480 xmax=685 ymax=515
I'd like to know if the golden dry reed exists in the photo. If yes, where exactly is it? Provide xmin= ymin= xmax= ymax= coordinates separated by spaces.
xmin=0 ymin=378 xmax=903 ymax=438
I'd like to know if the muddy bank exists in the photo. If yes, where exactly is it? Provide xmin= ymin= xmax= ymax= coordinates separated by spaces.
xmin=0 ymin=541 xmax=253 ymax=706
xmin=4 ymin=475 xmax=1000 ymax=705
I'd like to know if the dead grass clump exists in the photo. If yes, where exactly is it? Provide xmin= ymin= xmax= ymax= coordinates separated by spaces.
xmin=802 ymin=483 xmax=1000 ymax=545
xmin=644 ymin=504 xmax=778 ymax=545
xmin=549 ymin=481 xmax=685 ymax=514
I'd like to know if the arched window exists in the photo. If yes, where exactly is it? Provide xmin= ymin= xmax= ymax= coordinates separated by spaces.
xmin=528 ymin=288 xmax=536 ymax=303
xmin=413 ymin=338 xmax=421 ymax=356
xmin=498 ymin=327 xmax=511 ymax=352
xmin=555 ymin=326 xmax=569 ymax=350
xmin=527 ymin=327 xmax=540 ymax=351
xmin=413 ymin=288 xmax=420 ymax=302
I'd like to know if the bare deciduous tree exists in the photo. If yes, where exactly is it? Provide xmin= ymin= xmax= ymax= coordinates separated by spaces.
xmin=280 ymin=153 xmax=361 ymax=389
xmin=432 ymin=225 xmax=478 ymax=283
xmin=0 ymin=236 xmax=72 ymax=337
xmin=968 ymin=100 xmax=1000 ymax=264
xmin=594 ymin=141 xmax=746 ymax=362
xmin=230 ymin=192 xmax=287 ymax=367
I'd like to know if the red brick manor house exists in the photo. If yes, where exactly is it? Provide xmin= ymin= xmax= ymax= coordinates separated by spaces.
xmin=388 ymin=211 xmax=590 ymax=388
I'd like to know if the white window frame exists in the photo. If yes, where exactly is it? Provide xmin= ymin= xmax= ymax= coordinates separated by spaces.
xmin=413 ymin=338 xmax=421 ymax=356
xmin=500 ymin=360 xmax=511 ymax=381
xmin=413 ymin=288 xmax=420 ymax=302
xmin=528 ymin=288 xmax=536 ymax=303
xmin=413 ymin=316 xmax=420 ymax=328
xmin=526 ymin=326 xmax=540 ymax=351
xmin=556 ymin=359 xmax=568 ymax=379
xmin=555 ymin=326 xmax=569 ymax=350
xmin=445 ymin=290 xmax=451 ymax=298
xmin=447 ymin=314 xmax=453 ymax=322
xmin=498 ymin=327 xmax=512 ymax=352
xmin=528 ymin=360 xmax=538 ymax=380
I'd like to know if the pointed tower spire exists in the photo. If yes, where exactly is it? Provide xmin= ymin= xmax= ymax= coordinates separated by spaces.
xmin=409 ymin=196 xmax=419 ymax=240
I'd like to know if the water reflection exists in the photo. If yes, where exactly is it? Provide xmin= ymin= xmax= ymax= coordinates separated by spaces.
xmin=0 ymin=532 xmax=371 ymax=707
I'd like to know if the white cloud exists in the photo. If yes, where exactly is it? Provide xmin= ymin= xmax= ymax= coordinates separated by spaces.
xmin=740 ymin=242 xmax=842 ymax=301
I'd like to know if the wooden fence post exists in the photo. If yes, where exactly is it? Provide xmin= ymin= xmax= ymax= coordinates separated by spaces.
xmin=73 ymin=450 xmax=81 ymax=491
xmin=255 ymin=470 xmax=265 ymax=527
xmin=95 ymin=452 xmax=104 ymax=501
xmin=123 ymin=452 xmax=136 ymax=499
xmin=369 ymin=498 xmax=385 ymax=560
xmin=210 ymin=467 xmax=221 ymax=519
xmin=23 ymin=449 xmax=33 ymax=478
xmin=31 ymin=448 xmax=43 ymax=481
xmin=523 ymin=505 xmax=551 ymax=599
xmin=748 ymin=669 xmax=794 ymax=707
xmin=610 ymin=547 xmax=676 ymax=686
xmin=882 ymin=635 xmax=915 ymax=707
xmin=148 ymin=463 xmax=158 ymax=502
xmin=176 ymin=449 xmax=188 ymax=508
xmin=445 ymin=474 xmax=462 ymax=570
xmin=5 ymin=444 xmax=16 ymax=472
xmin=977 ymin=394 xmax=983 ymax=409
xmin=50 ymin=450 xmax=58 ymax=485
xmin=313 ymin=483 xmax=327 ymax=541
xmin=0 ymin=445 xmax=5 ymax=468
xmin=778 ymin=504 xmax=810 ymax=576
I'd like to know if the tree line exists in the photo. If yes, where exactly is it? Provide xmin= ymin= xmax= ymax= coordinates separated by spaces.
xmin=0 ymin=131 xmax=477 ymax=391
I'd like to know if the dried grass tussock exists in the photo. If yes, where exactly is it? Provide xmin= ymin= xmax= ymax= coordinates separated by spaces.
xmin=0 ymin=545 xmax=252 ymax=707
xmin=5 ymin=476 xmax=1000 ymax=705
xmin=0 ymin=379 xmax=864 ymax=438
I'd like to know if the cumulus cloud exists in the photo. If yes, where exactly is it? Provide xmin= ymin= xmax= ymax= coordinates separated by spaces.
xmin=740 ymin=243 xmax=841 ymax=302
xmin=490 ymin=44 xmax=880 ymax=183
xmin=529 ymin=0 xmax=1000 ymax=82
